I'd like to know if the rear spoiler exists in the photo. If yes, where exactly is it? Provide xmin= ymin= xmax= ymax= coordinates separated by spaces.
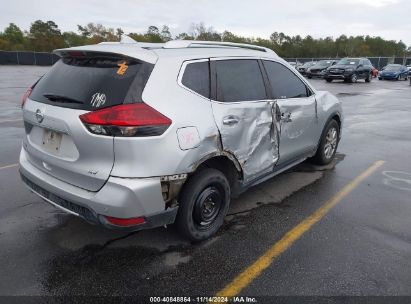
xmin=54 ymin=42 xmax=158 ymax=64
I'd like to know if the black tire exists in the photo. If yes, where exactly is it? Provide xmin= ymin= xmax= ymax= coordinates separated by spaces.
xmin=176 ymin=168 xmax=230 ymax=242
xmin=307 ymin=75 xmax=312 ymax=79
xmin=312 ymin=119 xmax=340 ymax=165
xmin=325 ymin=78 xmax=332 ymax=83
xmin=365 ymin=72 xmax=371 ymax=82
xmin=378 ymin=77 xmax=382 ymax=80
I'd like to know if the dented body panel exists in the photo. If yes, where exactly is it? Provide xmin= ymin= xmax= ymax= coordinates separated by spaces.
xmin=211 ymin=100 xmax=279 ymax=182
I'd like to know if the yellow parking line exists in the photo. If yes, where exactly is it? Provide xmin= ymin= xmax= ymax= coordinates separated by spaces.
xmin=216 ymin=160 xmax=385 ymax=297
xmin=0 ymin=163 xmax=19 ymax=170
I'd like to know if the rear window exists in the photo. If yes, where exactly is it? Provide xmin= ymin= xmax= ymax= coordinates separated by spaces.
xmin=30 ymin=56 xmax=154 ymax=110
xmin=182 ymin=61 xmax=210 ymax=98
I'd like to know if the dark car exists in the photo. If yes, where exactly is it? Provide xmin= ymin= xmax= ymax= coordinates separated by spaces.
xmin=297 ymin=61 xmax=317 ymax=76
xmin=378 ymin=64 xmax=409 ymax=81
xmin=324 ymin=58 xmax=373 ymax=83
xmin=306 ymin=60 xmax=337 ymax=78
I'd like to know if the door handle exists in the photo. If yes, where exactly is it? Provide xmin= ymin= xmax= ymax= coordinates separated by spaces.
xmin=222 ymin=115 xmax=240 ymax=126
xmin=281 ymin=112 xmax=292 ymax=123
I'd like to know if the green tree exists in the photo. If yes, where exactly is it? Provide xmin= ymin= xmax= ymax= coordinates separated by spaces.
xmin=28 ymin=20 xmax=65 ymax=51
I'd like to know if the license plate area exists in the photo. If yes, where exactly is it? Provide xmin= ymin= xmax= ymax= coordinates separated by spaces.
xmin=42 ymin=129 xmax=62 ymax=153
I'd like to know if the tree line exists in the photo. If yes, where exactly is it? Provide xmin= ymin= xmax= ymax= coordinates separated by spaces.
xmin=0 ymin=20 xmax=409 ymax=58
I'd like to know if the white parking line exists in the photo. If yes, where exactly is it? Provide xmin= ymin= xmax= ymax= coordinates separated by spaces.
xmin=0 ymin=163 xmax=19 ymax=170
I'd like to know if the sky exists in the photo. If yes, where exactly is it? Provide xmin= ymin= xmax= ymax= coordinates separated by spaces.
xmin=1 ymin=0 xmax=410 ymax=46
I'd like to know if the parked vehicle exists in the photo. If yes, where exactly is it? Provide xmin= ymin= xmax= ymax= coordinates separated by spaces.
xmin=19 ymin=38 xmax=343 ymax=241
xmin=297 ymin=61 xmax=317 ymax=76
xmin=288 ymin=61 xmax=303 ymax=69
xmin=378 ymin=64 xmax=409 ymax=81
xmin=324 ymin=58 xmax=373 ymax=83
xmin=306 ymin=60 xmax=337 ymax=78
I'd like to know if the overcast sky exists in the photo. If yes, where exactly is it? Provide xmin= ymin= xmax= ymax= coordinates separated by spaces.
xmin=1 ymin=0 xmax=410 ymax=46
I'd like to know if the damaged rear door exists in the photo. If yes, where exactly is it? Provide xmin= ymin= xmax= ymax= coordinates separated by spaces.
xmin=210 ymin=58 xmax=279 ymax=183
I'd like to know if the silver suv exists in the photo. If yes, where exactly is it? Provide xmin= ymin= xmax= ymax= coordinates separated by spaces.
xmin=19 ymin=39 xmax=343 ymax=241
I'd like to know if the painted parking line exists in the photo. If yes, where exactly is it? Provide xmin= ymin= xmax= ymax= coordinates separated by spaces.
xmin=0 ymin=163 xmax=19 ymax=170
xmin=216 ymin=160 xmax=385 ymax=298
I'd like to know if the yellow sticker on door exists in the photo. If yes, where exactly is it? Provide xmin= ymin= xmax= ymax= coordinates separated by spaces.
xmin=117 ymin=61 xmax=129 ymax=75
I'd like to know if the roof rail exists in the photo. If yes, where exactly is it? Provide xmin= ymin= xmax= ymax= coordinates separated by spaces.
xmin=164 ymin=40 xmax=277 ymax=55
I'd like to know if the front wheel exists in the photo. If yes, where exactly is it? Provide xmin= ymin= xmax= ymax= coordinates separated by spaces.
xmin=365 ymin=72 xmax=372 ymax=82
xmin=312 ymin=119 xmax=340 ymax=165
xmin=325 ymin=78 xmax=332 ymax=83
xmin=307 ymin=75 xmax=312 ymax=79
xmin=176 ymin=168 xmax=230 ymax=242
xmin=350 ymin=73 xmax=358 ymax=83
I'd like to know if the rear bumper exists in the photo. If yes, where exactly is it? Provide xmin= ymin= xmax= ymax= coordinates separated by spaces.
xmin=19 ymin=148 xmax=177 ymax=230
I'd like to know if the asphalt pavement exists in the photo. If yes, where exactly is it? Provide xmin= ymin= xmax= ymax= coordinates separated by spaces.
xmin=0 ymin=66 xmax=410 ymax=302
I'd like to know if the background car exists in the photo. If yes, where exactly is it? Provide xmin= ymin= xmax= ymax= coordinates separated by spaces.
xmin=406 ymin=65 xmax=411 ymax=76
xmin=288 ymin=61 xmax=303 ymax=69
xmin=324 ymin=58 xmax=373 ymax=83
xmin=378 ymin=64 xmax=409 ymax=81
xmin=306 ymin=60 xmax=337 ymax=78
xmin=297 ymin=61 xmax=317 ymax=76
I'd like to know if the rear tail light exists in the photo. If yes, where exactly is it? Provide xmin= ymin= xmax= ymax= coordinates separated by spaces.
xmin=21 ymin=87 xmax=33 ymax=108
xmin=105 ymin=216 xmax=146 ymax=227
xmin=79 ymin=103 xmax=172 ymax=137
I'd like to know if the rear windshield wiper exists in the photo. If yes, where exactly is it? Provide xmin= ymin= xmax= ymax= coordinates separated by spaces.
xmin=43 ymin=93 xmax=84 ymax=104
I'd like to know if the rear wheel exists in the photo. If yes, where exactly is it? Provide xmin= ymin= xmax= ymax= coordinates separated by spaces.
xmin=307 ymin=75 xmax=312 ymax=79
xmin=312 ymin=119 xmax=340 ymax=165
xmin=176 ymin=168 xmax=230 ymax=242
xmin=325 ymin=78 xmax=332 ymax=83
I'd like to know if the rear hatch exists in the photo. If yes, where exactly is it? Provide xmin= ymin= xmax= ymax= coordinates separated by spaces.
xmin=22 ymin=51 xmax=155 ymax=191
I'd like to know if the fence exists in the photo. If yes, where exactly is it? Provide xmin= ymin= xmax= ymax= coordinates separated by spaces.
xmin=0 ymin=51 xmax=60 ymax=66
xmin=0 ymin=51 xmax=410 ymax=70
xmin=284 ymin=57 xmax=411 ymax=70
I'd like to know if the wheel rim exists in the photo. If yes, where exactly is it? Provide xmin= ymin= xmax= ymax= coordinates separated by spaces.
xmin=352 ymin=74 xmax=357 ymax=82
xmin=193 ymin=186 xmax=222 ymax=229
xmin=324 ymin=127 xmax=338 ymax=159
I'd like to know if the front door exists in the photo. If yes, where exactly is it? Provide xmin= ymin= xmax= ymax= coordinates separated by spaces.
xmin=210 ymin=58 xmax=279 ymax=182
xmin=262 ymin=59 xmax=318 ymax=165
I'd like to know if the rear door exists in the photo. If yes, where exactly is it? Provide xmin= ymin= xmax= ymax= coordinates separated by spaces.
xmin=210 ymin=58 xmax=279 ymax=182
xmin=23 ymin=54 xmax=154 ymax=191
xmin=262 ymin=59 xmax=317 ymax=165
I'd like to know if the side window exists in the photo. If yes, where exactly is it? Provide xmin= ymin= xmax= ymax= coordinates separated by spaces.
xmin=213 ymin=59 xmax=267 ymax=102
xmin=263 ymin=60 xmax=309 ymax=99
xmin=182 ymin=61 xmax=210 ymax=98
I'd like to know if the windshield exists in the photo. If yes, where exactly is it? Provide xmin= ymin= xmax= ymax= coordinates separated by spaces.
xmin=384 ymin=65 xmax=401 ymax=71
xmin=302 ymin=62 xmax=315 ymax=67
xmin=337 ymin=59 xmax=360 ymax=65
xmin=316 ymin=60 xmax=333 ymax=67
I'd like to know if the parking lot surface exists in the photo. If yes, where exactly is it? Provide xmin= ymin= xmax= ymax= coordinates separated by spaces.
xmin=1 ymin=66 xmax=411 ymax=300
